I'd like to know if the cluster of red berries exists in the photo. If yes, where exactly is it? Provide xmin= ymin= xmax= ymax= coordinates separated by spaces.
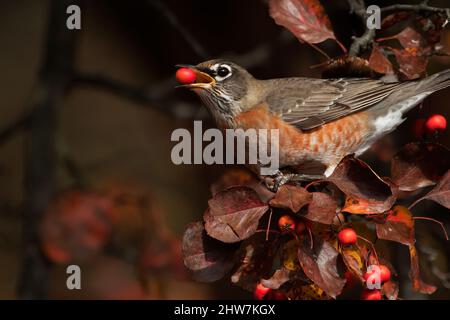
xmin=278 ymin=214 xmax=306 ymax=234
xmin=413 ymin=114 xmax=447 ymax=139
xmin=337 ymin=227 xmax=391 ymax=300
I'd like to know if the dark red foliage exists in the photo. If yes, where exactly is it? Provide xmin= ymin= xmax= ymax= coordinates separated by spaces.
xmin=268 ymin=0 xmax=339 ymax=45
xmin=327 ymin=156 xmax=397 ymax=214
xmin=391 ymin=142 xmax=450 ymax=191
xmin=269 ymin=185 xmax=311 ymax=212
xmin=182 ymin=222 xmax=238 ymax=283
xmin=297 ymin=235 xmax=346 ymax=298
xmin=303 ymin=192 xmax=338 ymax=225
xmin=205 ymin=187 xmax=268 ymax=243
xmin=409 ymin=245 xmax=437 ymax=294
xmin=376 ymin=205 xmax=414 ymax=246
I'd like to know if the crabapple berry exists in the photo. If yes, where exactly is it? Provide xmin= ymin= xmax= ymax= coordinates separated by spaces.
xmin=254 ymin=283 xmax=270 ymax=300
xmin=379 ymin=265 xmax=391 ymax=283
xmin=361 ymin=289 xmax=382 ymax=300
xmin=425 ymin=114 xmax=447 ymax=134
xmin=278 ymin=215 xmax=296 ymax=233
xmin=338 ymin=228 xmax=357 ymax=245
xmin=176 ymin=68 xmax=196 ymax=84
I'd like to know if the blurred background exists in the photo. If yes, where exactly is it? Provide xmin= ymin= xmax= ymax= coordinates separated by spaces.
xmin=0 ymin=0 xmax=449 ymax=299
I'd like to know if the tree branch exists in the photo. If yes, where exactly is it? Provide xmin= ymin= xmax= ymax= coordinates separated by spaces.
xmin=17 ymin=0 xmax=79 ymax=299
xmin=146 ymin=0 xmax=210 ymax=60
xmin=347 ymin=0 xmax=450 ymax=56
xmin=0 ymin=113 xmax=31 ymax=145
xmin=71 ymin=73 xmax=202 ymax=119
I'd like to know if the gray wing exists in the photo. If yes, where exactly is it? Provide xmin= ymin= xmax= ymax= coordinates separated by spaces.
xmin=265 ymin=77 xmax=402 ymax=130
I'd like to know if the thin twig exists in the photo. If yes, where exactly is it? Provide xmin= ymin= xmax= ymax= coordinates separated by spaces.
xmin=0 ymin=113 xmax=31 ymax=146
xmin=306 ymin=42 xmax=331 ymax=60
xmin=18 ymin=0 xmax=79 ymax=299
xmin=71 ymin=73 xmax=201 ymax=119
xmin=307 ymin=227 xmax=314 ymax=250
xmin=255 ymin=229 xmax=280 ymax=235
xmin=266 ymin=209 xmax=273 ymax=241
xmin=147 ymin=0 xmax=209 ymax=59
xmin=414 ymin=217 xmax=449 ymax=240
xmin=381 ymin=3 xmax=450 ymax=15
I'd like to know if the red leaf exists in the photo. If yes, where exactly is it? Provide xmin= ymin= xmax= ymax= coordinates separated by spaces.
xmin=303 ymin=192 xmax=338 ymax=225
xmin=327 ymin=156 xmax=397 ymax=214
xmin=298 ymin=235 xmax=346 ymax=298
xmin=382 ymin=281 xmax=399 ymax=300
xmin=376 ymin=205 xmax=414 ymax=246
xmin=411 ymin=170 xmax=450 ymax=209
xmin=377 ymin=12 xmax=447 ymax=80
xmin=269 ymin=185 xmax=312 ymax=212
xmin=391 ymin=142 xmax=450 ymax=191
xmin=368 ymin=45 xmax=394 ymax=75
xmin=381 ymin=11 xmax=412 ymax=29
xmin=409 ymin=245 xmax=436 ymax=294
xmin=269 ymin=0 xmax=338 ymax=45
xmin=210 ymin=169 xmax=275 ymax=202
xmin=392 ymin=48 xmax=428 ymax=80
xmin=340 ymin=246 xmax=364 ymax=282
xmin=261 ymin=267 xmax=306 ymax=290
xmin=205 ymin=187 xmax=269 ymax=243
xmin=182 ymin=222 xmax=237 ymax=283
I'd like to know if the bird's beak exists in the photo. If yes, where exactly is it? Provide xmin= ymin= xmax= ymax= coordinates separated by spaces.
xmin=175 ymin=64 xmax=215 ymax=89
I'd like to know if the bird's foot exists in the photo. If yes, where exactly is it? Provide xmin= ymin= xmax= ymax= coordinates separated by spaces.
xmin=264 ymin=171 xmax=324 ymax=192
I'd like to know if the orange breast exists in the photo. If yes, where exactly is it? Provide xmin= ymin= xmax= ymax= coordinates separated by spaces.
xmin=234 ymin=104 xmax=372 ymax=169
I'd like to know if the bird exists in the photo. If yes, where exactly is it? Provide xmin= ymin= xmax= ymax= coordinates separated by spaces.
xmin=177 ymin=59 xmax=450 ymax=187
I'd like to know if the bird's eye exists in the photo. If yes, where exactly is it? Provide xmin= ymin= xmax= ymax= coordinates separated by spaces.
xmin=217 ymin=66 xmax=230 ymax=77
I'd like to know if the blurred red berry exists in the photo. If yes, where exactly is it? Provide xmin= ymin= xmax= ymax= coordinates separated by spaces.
xmin=379 ymin=265 xmax=391 ymax=283
xmin=361 ymin=289 xmax=382 ymax=300
xmin=425 ymin=114 xmax=447 ymax=134
xmin=176 ymin=68 xmax=196 ymax=84
xmin=338 ymin=228 xmax=357 ymax=245
xmin=412 ymin=119 xmax=426 ymax=139
xmin=278 ymin=215 xmax=296 ymax=233
xmin=254 ymin=283 xmax=270 ymax=300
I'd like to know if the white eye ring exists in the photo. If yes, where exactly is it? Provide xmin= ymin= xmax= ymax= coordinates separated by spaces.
xmin=211 ymin=63 xmax=232 ymax=81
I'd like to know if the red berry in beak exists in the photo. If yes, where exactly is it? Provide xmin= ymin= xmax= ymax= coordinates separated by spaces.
xmin=176 ymin=67 xmax=196 ymax=84
xmin=425 ymin=114 xmax=447 ymax=135
xmin=338 ymin=228 xmax=357 ymax=245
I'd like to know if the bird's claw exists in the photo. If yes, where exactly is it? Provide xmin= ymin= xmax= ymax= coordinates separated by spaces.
xmin=264 ymin=171 xmax=324 ymax=192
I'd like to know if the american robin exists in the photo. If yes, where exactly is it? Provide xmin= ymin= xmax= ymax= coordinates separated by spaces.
xmin=177 ymin=59 xmax=450 ymax=185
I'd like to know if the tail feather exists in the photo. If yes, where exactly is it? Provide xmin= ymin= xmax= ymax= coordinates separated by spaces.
xmin=368 ymin=69 xmax=450 ymax=136
xmin=417 ymin=69 xmax=450 ymax=93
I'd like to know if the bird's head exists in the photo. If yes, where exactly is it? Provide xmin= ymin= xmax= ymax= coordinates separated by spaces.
xmin=176 ymin=60 xmax=256 ymax=126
